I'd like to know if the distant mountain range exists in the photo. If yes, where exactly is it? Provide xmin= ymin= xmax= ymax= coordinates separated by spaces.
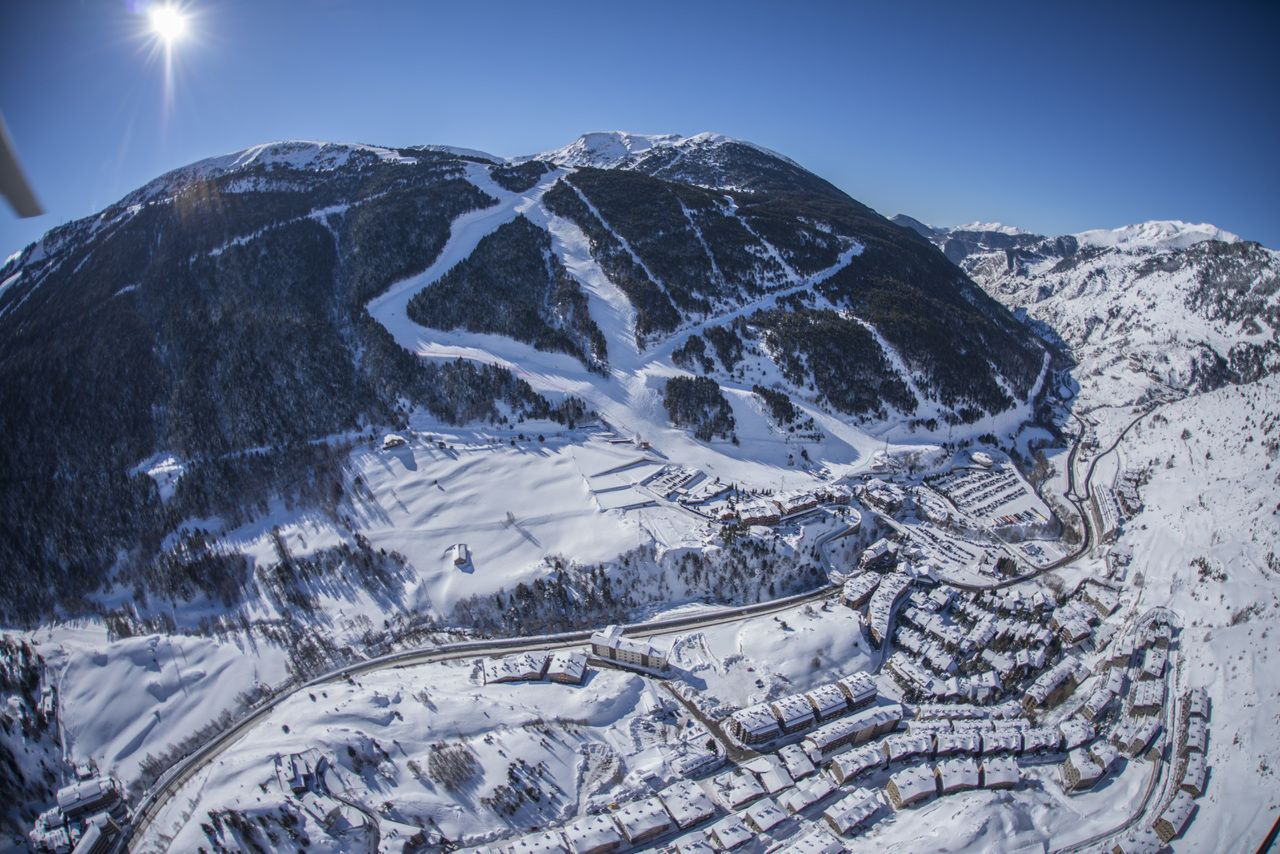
xmin=892 ymin=214 xmax=1278 ymax=403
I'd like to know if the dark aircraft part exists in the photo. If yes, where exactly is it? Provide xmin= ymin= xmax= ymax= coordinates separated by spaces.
xmin=0 ymin=115 xmax=43 ymax=218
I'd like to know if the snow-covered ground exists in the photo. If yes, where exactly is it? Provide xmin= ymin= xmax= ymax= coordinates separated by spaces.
xmin=1107 ymin=375 xmax=1280 ymax=850
xmin=132 ymin=593 xmax=881 ymax=853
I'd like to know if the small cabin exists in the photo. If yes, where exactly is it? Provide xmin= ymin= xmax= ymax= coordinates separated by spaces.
xmin=381 ymin=433 xmax=408 ymax=450
xmin=452 ymin=543 xmax=470 ymax=566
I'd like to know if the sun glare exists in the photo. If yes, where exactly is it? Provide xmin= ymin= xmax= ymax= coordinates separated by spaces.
xmin=148 ymin=4 xmax=188 ymax=45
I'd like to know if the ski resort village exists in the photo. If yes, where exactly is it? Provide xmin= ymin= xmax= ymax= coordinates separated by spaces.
xmin=1 ymin=132 xmax=1277 ymax=854
xmin=17 ymin=394 xmax=1261 ymax=854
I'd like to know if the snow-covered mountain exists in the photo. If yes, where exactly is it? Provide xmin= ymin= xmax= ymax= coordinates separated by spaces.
xmin=893 ymin=215 xmax=1279 ymax=406
xmin=1074 ymin=219 xmax=1241 ymax=251
xmin=0 ymin=132 xmax=1046 ymax=626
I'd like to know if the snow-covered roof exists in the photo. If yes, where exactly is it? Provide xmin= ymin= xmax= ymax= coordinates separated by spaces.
xmin=823 ymin=786 xmax=879 ymax=834
xmin=882 ymin=733 xmax=933 ymax=762
xmin=888 ymin=764 xmax=937 ymax=805
xmin=1058 ymin=719 xmax=1095 ymax=750
xmin=613 ymin=795 xmax=672 ymax=842
xmin=1155 ymin=790 xmax=1197 ymax=837
xmin=710 ymin=770 xmax=765 ymax=810
xmin=830 ymin=744 xmax=885 ymax=783
xmin=707 ymin=813 xmax=754 ymax=850
xmin=1114 ymin=828 xmax=1165 ymax=854
xmin=730 ymin=702 xmax=781 ymax=737
xmin=1065 ymin=748 xmax=1103 ymax=787
xmin=842 ymin=573 xmax=881 ymax=602
xmin=1184 ymin=686 xmax=1210 ymax=719
xmin=502 ymin=829 xmax=568 ymax=854
xmin=981 ymin=755 xmax=1021 ymax=788
xmin=742 ymin=795 xmax=787 ymax=832
xmin=1131 ymin=680 xmax=1165 ymax=710
xmin=1021 ymin=728 xmax=1061 ymax=753
xmin=777 ymin=827 xmax=845 ymax=854
xmin=803 ymin=703 xmax=902 ymax=755
xmin=778 ymin=775 xmax=834 ymax=813
xmin=1182 ymin=751 xmax=1207 ymax=792
xmin=659 ymin=780 xmax=717 ymax=829
xmin=805 ymin=684 xmax=850 ymax=717
xmin=590 ymin=626 xmax=668 ymax=663
xmin=1090 ymin=741 xmax=1119 ymax=771
xmin=837 ymin=671 xmax=877 ymax=704
xmin=484 ymin=651 xmax=549 ymax=683
xmin=742 ymin=756 xmax=793 ymax=794
xmin=982 ymin=730 xmax=1022 ymax=755
xmin=546 ymin=650 xmax=587 ymax=683
xmin=936 ymin=756 xmax=981 ymax=792
xmin=562 ymin=814 xmax=624 ymax=853
xmin=55 ymin=777 xmax=115 ymax=813
xmin=934 ymin=731 xmax=981 ymax=756
xmin=1184 ymin=715 xmax=1208 ymax=753
xmin=672 ymin=834 xmax=716 ymax=854
xmin=778 ymin=743 xmax=816 ymax=779
xmin=771 ymin=694 xmax=817 ymax=728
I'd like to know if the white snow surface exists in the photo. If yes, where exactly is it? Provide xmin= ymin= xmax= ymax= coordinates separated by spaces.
xmin=531 ymin=130 xmax=803 ymax=170
xmin=952 ymin=221 xmax=1027 ymax=235
xmin=47 ymin=628 xmax=290 ymax=785
xmin=1074 ymin=219 xmax=1242 ymax=251
xmin=123 ymin=140 xmax=421 ymax=206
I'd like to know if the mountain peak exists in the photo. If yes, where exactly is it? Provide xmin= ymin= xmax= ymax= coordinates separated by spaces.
xmin=953 ymin=221 xmax=1027 ymax=236
xmin=1072 ymin=219 xmax=1242 ymax=251
xmin=530 ymin=130 xmax=799 ymax=171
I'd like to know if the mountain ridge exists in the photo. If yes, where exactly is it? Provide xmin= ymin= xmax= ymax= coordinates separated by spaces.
xmin=0 ymin=131 xmax=1047 ymax=622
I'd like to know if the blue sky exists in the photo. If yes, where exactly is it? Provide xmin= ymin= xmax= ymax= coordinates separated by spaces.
xmin=3 ymin=0 xmax=1278 ymax=256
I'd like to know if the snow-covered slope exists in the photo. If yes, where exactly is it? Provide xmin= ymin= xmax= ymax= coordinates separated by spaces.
xmin=1074 ymin=220 xmax=1241 ymax=251
xmin=531 ymin=130 xmax=802 ymax=172
xmin=902 ymin=217 xmax=1279 ymax=408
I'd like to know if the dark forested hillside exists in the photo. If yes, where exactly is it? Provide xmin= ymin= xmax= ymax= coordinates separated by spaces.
xmin=663 ymin=376 xmax=736 ymax=442
xmin=0 ymin=133 xmax=1049 ymax=620
xmin=407 ymin=215 xmax=607 ymax=370
xmin=0 ymin=146 xmax=583 ymax=621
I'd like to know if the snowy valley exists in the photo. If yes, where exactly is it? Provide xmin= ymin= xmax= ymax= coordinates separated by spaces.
xmin=0 ymin=132 xmax=1276 ymax=854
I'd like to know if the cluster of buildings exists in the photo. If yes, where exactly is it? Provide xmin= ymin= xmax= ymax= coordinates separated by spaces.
xmin=496 ymin=764 xmax=855 ymax=854
xmin=1114 ymin=468 xmax=1145 ymax=516
xmin=864 ymin=573 xmax=913 ymax=646
xmin=29 ymin=776 xmax=125 ymax=854
xmin=274 ymin=749 xmax=326 ymax=794
xmin=1045 ymin=612 xmax=1188 ymax=808
xmin=727 ymin=484 xmax=854 ymax=527
xmin=1151 ymin=687 xmax=1211 ymax=842
xmin=589 ymin=626 xmax=670 ymax=675
xmin=1091 ymin=484 xmax=1124 ymax=543
xmin=856 ymin=479 xmax=906 ymax=514
xmin=484 ymin=649 xmax=588 ymax=685
xmin=724 ymin=672 xmax=877 ymax=746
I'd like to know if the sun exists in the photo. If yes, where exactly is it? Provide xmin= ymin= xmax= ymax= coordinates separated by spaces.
xmin=148 ymin=4 xmax=188 ymax=45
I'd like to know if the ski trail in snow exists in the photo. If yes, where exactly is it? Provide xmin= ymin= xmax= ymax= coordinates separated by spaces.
xmin=724 ymin=196 xmax=802 ymax=284
xmin=645 ymin=244 xmax=864 ymax=365
xmin=564 ymin=182 xmax=671 ymax=299
xmin=366 ymin=163 xmax=576 ymax=371
xmin=366 ymin=163 xmax=566 ymax=357
xmin=843 ymin=312 xmax=929 ymax=412
xmin=678 ymin=199 xmax=726 ymax=292
xmin=536 ymin=209 xmax=642 ymax=376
